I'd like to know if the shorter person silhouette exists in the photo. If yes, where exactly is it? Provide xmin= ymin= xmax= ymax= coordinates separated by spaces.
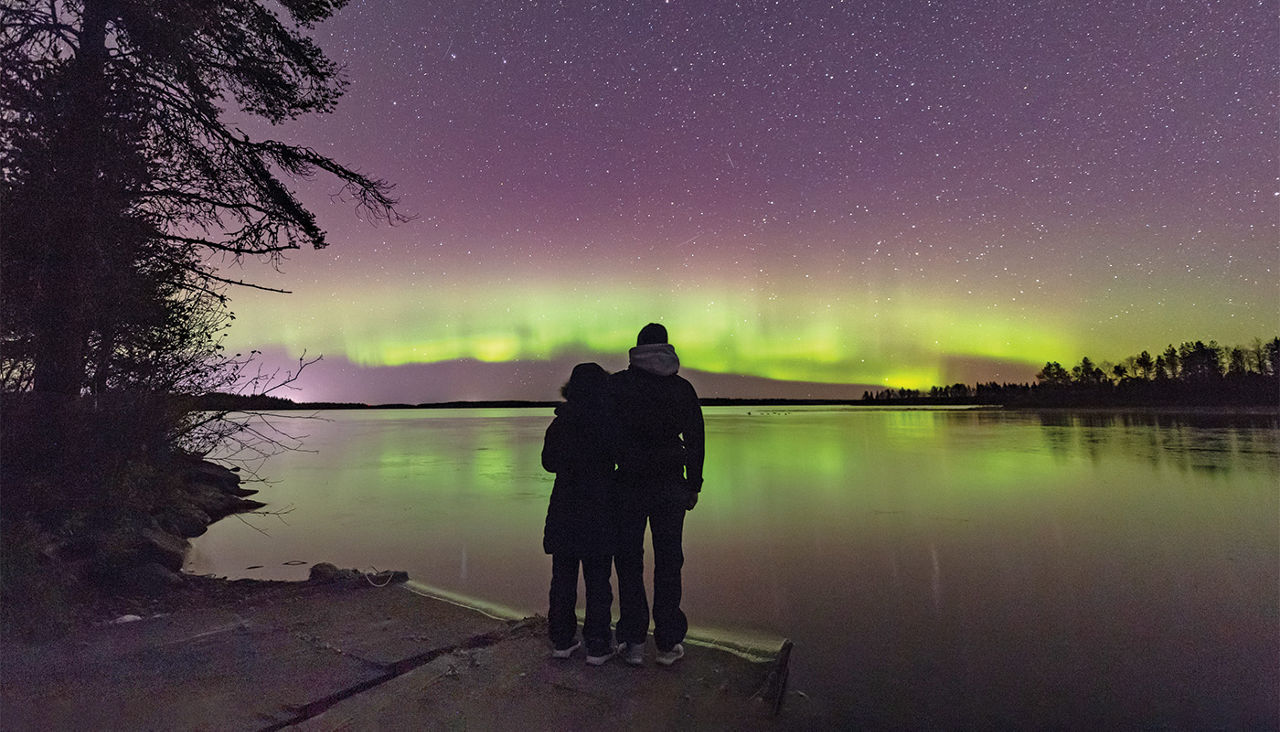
xmin=541 ymin=362 xmax=618 ymax=665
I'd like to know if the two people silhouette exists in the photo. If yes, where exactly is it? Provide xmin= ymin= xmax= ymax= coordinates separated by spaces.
xmin=541 ymin=323 xmax=705 ymax=666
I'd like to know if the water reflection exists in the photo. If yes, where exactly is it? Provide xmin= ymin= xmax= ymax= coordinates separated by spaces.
xmin=188 ymin=407 xmax=1279 ymax=727
xmin=1029 ymin=409 xmax=1280 ymax=475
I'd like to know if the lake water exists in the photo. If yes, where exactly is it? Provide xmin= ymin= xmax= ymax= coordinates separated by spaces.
xmin=187 ymin=406 xmax=1279 ymax=727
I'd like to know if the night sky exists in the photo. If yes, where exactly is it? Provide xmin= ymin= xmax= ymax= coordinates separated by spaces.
xmin=223 ymin=0 xmax=1277 ymax=403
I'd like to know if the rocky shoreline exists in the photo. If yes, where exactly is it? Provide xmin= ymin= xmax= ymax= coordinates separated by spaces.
xmin=81 ymin=456 xmax=270 ymax=594
xmin=3 ymin=456 xmax=288 ymax=637
xmin=161 ymin=457 xmax=266 ymax=538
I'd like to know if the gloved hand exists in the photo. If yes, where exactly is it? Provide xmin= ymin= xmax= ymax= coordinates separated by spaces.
xmin=685 ymin=489 xmax=699 ymax=511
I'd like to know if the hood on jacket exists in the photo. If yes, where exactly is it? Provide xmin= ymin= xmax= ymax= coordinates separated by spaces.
xmin=628 ymin=343 xmax=680 ymax=377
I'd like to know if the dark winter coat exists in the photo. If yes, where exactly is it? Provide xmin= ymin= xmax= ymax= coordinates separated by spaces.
xmin=541 ymin=400 xmax=617 ymax=556
xmin=610 ymin=343 xmax=705 ymax=489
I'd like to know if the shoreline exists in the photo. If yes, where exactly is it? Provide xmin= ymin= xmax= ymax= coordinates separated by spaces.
xmin=402 ymin=580 xmax=787 ymax=665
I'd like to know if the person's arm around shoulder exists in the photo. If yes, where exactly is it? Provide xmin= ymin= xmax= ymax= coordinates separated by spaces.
xmin=680 ymin=379 xmax=705 ymax=510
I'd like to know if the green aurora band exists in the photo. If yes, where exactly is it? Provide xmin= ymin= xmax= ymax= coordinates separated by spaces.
xmin=229 ymin=277 xmax=1088 ymax=389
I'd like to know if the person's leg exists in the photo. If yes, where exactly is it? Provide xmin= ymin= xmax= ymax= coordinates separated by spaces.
xmin=582 ymin=553 xmax=615 ymax=662
xmin=613 ymin=504 xmax=650 ymax=646
xmin=548 ymin=553 xmax=580 ymax=650
xmin=649 ymin=497 xmax=688 ymax=651
xmin=581 ymin=553 xmax=614 ymax=645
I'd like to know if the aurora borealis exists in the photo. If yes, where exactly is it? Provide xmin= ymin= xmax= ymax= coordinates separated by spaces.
xmin=221 ymin=0 xmax=1277 ymax=403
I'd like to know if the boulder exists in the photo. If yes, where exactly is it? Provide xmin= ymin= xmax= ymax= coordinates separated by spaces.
xmin=305 ymin=560 xmax=355 ymax=583
xmin=370 ymin=569 xmax=410 ymax=585
xmin=230 ymin=498 xmax=267 ymax=513
xmin=158 ymin=505 xmax=212 ymax=538
xmin=135 ymin=527 xmax=189 ymax=571
xmin=182 ymin=458 xmax=241 ymax=491
xmin=184 ymin=483 xmax=241 ymax=520
xmin=308 ymin=563 xmax=409 ymax=585
xmin=123 ymin=562 xmax=184 ymax=593
xmin=88 ymin=527 xmax=186 ymax=586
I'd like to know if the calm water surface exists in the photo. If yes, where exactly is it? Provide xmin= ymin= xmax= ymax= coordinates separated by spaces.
xmin=188 ymin=406 xmax=1279 ymax=727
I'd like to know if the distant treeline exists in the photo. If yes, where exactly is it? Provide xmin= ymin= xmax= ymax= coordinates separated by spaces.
xmin=195 ymin=394 xmax=888 ymax=410
xmin=192 ymin=393 xmax=560 ymax=411
xmin=863 ymin=337 xmax=1280 ymax=408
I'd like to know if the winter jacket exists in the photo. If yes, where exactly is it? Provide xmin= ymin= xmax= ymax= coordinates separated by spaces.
xmin=610 ymin=343 xmax=705 ymax=489
xmin=541 ymin=400 xmax=617 ymax=556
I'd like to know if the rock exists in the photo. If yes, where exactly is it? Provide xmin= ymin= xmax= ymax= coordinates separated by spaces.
xmin=135 ymin=528 xmax=189 ymax=571
xmin=158 ymin=505 xmax=212 ymax=538
xmin=309 ymin=563 xmax=363 ymax=583
xmin=366 ymin=569 xmax=410 ymax=585
xmin=48 ymin=537 xmax=96 ymax=562
xmin=184 ymin=483 xmax=240 ymax=520
xmin=309 ymin=563 xmax=409 ymax=586
xmin=309 ymin=562 xmax=344 ymax=582
xmin=231 ymin=498 xmax=267 ymax=513
xmin=182 ymin=458 xmax=241 ymax=491
xmin=123 ymin=562 xmax=184 ymax=593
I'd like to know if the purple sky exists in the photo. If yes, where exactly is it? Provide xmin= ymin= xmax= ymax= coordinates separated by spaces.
xmin=222 ymin=0 xmax=1277 ymax=403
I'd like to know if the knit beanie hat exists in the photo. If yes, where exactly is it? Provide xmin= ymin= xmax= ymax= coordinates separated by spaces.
xmin=637 ymin=323 xmax=668 ymax=346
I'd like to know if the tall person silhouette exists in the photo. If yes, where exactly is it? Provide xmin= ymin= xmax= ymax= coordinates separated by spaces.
xmin=610 ymin=323 xmax=704 ymax=666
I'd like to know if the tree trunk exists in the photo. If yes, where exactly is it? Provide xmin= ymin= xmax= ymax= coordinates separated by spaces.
xmin=30 ymin=0 xmax=111 ymax=396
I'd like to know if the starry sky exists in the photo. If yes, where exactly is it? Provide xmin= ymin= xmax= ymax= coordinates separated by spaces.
xmin=222 ymin=0 xmax=1277 ymax=403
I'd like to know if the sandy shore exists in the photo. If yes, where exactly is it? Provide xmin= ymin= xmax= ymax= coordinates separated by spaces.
xmin=0 ymin=572 xmax=823 ymax=730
